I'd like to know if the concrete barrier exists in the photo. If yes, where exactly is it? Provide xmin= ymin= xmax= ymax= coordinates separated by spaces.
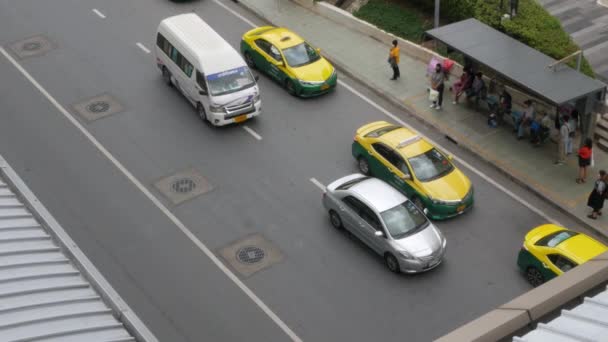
xmin=436 ymin=251 xmax=608 ymax=342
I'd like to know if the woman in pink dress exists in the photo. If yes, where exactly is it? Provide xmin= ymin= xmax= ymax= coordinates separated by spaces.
xmin=452 ymin=68 xmax=473 ymax=104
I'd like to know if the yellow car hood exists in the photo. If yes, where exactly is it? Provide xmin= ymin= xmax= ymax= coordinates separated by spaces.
xmin=419 ymin=168 xmax=471 ymax=201
xmin=291 ymin=58 xmax=334 ymax=82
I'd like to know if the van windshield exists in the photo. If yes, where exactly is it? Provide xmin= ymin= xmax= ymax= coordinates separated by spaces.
xmin=206 ymin=66 xmax=256 ymax=96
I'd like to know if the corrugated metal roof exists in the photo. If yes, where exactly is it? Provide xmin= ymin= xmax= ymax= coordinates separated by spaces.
xmin=513 ymin=285 xmax=608 ymax=342
xmin=0 ymin=172 xmax=139 ymax=341
xmin=425 ymin=19 xmax=606 ymax=106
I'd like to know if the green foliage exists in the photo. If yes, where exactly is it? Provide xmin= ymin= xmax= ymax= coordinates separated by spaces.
xmin=354 ymin=0 xmax=432 ymax=42
xmin=355 ymin=0 xmax=595 ymax=77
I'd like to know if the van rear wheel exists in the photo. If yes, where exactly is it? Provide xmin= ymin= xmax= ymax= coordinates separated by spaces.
xmin=162 ymin=67 xmax=172 ymax=87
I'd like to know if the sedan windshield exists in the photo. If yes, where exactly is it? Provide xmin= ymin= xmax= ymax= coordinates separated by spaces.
xmin=206 ymin=66 xmax=256 ymax=96
xmin=407 ymin=148 xmax=454 ymax=182
xmin=282 ymin=42 xmax=321 ymax=68
xmin=380 ymin=201 xmax=428 ymax=239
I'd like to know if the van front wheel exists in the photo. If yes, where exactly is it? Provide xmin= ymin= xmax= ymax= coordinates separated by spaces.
xmin=197 ymin=103 xmax=208 ymax=123
xmin=162 ymin=67 xmax=172 ymax=87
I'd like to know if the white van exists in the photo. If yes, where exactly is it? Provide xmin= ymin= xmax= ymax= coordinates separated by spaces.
xmin=156 ymin=13 xmax=261 ymax=126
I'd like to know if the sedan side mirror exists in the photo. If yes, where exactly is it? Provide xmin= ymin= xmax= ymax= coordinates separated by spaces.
xmin=274 ymin=60 xmax=284 ymax=67
xmin=374 ymin=231 xmax=384 ymax=237
xmin=447 ymin=155 xmax=454 ymax=161
xmin=316 ymin=48 xmax=321 ymax=54
xmin=402 ymin=174 xmax=412 ymax=180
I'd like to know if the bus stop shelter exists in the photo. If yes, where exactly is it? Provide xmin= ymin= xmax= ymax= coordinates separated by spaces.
xmin=425 ymin=18 xmax=607 ymax=141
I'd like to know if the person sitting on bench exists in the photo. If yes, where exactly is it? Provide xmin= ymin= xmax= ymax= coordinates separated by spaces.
xmin=511 ymin=100 xmax=535 ymax=140
xmin=466 ymin=72 xmax=485 ymax=106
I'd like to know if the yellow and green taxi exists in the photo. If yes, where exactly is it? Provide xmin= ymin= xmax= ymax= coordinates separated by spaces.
xmin=517 ymin=224 xmax=608 ymax=287
xmin=240 ymin=26 xmax=337 ymax=97
xmin=352 ymin=121 xmax=473 ymax=220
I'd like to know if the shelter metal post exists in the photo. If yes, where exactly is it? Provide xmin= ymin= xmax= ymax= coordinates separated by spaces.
xmin=434 ymin=0 xmax=440 ymax=28
xmin=577 ymin=52 xmax=583 ymax=71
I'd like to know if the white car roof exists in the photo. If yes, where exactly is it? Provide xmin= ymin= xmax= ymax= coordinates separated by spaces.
xmin=159 ymin=13 xmax=246 ymax=75
xmin=349 ymin=178 xmax=407 ymax=213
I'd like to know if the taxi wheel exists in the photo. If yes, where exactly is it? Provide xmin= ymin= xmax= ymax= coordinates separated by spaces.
xmin=413 ymin=197 xmax=426 ymax=212
xmin=244 ymin=52 xmax=256 ymax=69
xmin=162 ymin=66 xmax=172 ymax=87
xmin=526 ymin=267 xmax=544 ymax=287
xmin=285 ymin=79 xmax=296 ymax=96
xmin=385 ymin=253 xmax=400 ymax=273
xmin=329 ymin=210 xmax=343 ymax=229
xmin=357 ymin=157 xmax=371 ymax=176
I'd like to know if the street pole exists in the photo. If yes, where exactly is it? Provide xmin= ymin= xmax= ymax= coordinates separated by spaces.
xmin=434 ymin=0 xmax=440 ymax=28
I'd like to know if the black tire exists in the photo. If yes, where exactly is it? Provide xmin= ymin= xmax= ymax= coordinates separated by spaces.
xmin=329 ymin=210 xmax=343 ymax=229
xmin=197 ymin=103 xmax=208 ymax=123
xmin=413 ymin=197 xmax=425 ymax=212
xmin=357 ymin=157 xmax=371 ymax=176
xmin=526 ymin=267 xmax=544 ymax=287
xmin=162 ymin=66 xmax=172 ymax=87
xmin=244 ymin=51 xmax=256 ymax=69
xmin=285 ymin=79 xmax=296 ymax=96
xmin=385 ymin=253 xmax=400 ymax=273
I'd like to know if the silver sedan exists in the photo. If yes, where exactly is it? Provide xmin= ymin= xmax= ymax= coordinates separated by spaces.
xmin=322 ymin=174 xmax=447 ymax=273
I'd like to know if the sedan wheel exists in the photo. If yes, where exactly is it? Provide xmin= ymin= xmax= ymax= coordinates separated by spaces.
xmin=385 ymin=253 xmax=400 ymax=273
xmin=357 ymin=157 xmax=371 ymax=176
xmin=329 ymin=210 xmax=343 ymax=229
xmin=526 ymin=267 xmax=544 ymax=287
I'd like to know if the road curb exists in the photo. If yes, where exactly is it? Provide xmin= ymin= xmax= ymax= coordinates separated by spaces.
xmin=234 ymin=0 xmax=606 ymax=239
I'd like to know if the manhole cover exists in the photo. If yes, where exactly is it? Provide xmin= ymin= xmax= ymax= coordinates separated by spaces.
xmin=171 ymin=178 xmax=196 ymax=194
xmin=236 ymin=246 xmax=265 ymax=264
xmin=86 ymin=101 xmax=111 ymax=113
xmin=22 ymin=42 xmax=42 ymax=51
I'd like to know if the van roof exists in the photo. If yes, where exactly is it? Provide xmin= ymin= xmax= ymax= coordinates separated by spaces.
xmin=159 ymin=13 xmax=246 ymax=75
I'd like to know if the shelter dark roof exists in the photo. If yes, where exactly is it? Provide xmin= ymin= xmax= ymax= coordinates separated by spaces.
xmin=426 ymin=19 xmax=606 ymax=105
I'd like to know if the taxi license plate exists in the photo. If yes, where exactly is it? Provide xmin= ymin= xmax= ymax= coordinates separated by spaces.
xmin=457 ymin=205 xmax=466 ymax=213
xmin=234 ymin=114 xmax=248 ymax=123
xmin=321 ymin=84 xmax=330 ymax=90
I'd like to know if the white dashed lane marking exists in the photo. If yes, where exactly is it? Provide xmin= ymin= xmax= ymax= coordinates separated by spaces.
xmin=243 ymin=125 xmax=262 ymax=141
xmin=136 ymin=42 xmax=150 ymax=54
xmin=92 ymin=9 xmax=106 ymax=19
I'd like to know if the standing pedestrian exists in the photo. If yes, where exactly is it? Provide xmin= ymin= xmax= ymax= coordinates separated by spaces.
xmin=388 ymin=40 xmax=400 ymax=80
xmin=566 ymin=112 xmax=577 ymax=155
xmin=555 ymin=115 xmax=569 ymax=165
xmin=430 ymin=63 xmax=445 ymax=110
xmin=576 ymin=138 xmax=593 ymax=183
xmin=587 ymin=170 xmax=607 ymax=219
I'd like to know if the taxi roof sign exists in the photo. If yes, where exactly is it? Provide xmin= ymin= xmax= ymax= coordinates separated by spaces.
xmin=397 ymin=135 xmax=422 ymax=149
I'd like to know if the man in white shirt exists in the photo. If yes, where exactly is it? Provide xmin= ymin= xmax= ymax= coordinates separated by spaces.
xmin=555 ymin=115 xmax=569 ymax=165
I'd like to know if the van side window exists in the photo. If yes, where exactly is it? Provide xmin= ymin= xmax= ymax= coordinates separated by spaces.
xmin=165 ymin=44 xmax=193 ymax=78
xmin=196 ymin=71 xmax=207 ymax=91
xmin=156 ymin=33 xmax=172 ymax=57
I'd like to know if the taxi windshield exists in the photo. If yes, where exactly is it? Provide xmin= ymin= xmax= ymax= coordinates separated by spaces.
xmin=407 ymin=148 xmax=454 ymax=182
xmin=206 ymin=66 xmax=256 ymax=96
xmin=282 ymin=42 xmax=321 ymax=68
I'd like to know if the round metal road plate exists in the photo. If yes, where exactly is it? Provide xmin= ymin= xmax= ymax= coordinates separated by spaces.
xmin=22 ymin=42 xmax=42 ymax=51
xmin=236 ymin=246 xmax=265 ymax=264
xmin=86 ymin=101 xmax=111 ymax=113
xmin=171 ymin=178 xmax=196 ymax=194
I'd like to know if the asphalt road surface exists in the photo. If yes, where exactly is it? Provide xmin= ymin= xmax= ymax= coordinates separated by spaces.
xmin=0 ymin=1 xmax=601 ymax=341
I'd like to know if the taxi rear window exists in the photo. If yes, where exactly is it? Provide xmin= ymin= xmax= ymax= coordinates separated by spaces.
xmin=365 ymin=125 xmax=399 ymax=138
xmin=535 ymin=230 xmax=579 ymax=248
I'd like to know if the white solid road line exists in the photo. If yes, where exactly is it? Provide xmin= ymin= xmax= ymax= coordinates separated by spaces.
xmin=337 ymin=80 xmax=562 ymax=226
xmin=243 ymin=125 xmax=262 ymax=140
xmin=309 ymin=178 xmax=326 ymax=192
xmin=136 ymin=42 xmax=151 ymax=54
xmin=212 ymin=0 xmax=561 ymax=226
xmin=0 ymin=46 xmax=302 ymax=342
xmin=92 ymin=8 xmax=106 ymax=19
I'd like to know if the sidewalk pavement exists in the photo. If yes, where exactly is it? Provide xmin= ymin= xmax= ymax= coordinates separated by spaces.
xmin=237 ymin=0 xmax=608 ymax=237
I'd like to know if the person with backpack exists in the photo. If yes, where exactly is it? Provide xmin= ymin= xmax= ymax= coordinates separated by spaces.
xmin=587 ymin=170 xmax=607 ymax=219
xmin=429 ymin=63 xmax=445 ymax=110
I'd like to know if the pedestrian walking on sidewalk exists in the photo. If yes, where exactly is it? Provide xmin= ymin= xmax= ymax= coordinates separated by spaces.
xmin=388 ymin=40 xmax=400 ymax=80
xmin=587 ymin=169 xmax=607 ymax=219
xmin=430 ymin=63 xmax=445 ymax=110
xmin=555 ymin=115 xmax=569 ymax=165
xmin=577 ymin=138 xmax=593 ymax=184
